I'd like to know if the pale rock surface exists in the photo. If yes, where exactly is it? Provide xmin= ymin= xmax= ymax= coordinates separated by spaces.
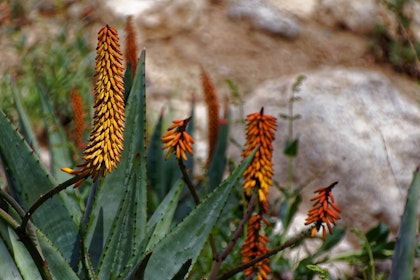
xmin=231 ymin=67 xmax=420 ymax=234
xmin=315 ymin=0 xmax=379 ymax=34
xmin=105 ymin=0 xmax=207 ymax=39
xmin=227 ymin=0 xmax=301 ymax=38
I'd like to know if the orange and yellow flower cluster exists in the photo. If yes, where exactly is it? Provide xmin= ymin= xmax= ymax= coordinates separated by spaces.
xmin=242 ymin=108 xmax=277 ymax=212
xmin=241 ymin=214 xmax=271 ymax=280
xmin=161 ymin=117 xmax=194 ymax=161
xmin=305 ymin=182 xmax=341 ymax=240
xmin=62 ymin=25 xmax=125 ymax=187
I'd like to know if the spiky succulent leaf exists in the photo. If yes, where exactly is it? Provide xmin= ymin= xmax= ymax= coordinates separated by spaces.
xmin=38 ymin=86 xmax=83 ymax=228
xmin=146 ymin=113 xmax=166 ymax=209
xmin=0 ymin=223 xmax=40 ymax=280
xmin=144 ymin=149 xmax=256 ymax=279
xmin=11 ymin=82 xmax=41 ymax=155
xmin=0 ymin=111 xmax=78 ymax=262
xmin=389 ymin=167 xmax=420 ymax=280
xmin=146 ymin=180 xmax=184 ymax=249
xmin=207 ymin=117 xmax=229 ymax=191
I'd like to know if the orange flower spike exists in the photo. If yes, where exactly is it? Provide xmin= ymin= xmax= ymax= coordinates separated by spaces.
xmin=162 ymin=117 xmax=194 ymax=161
xmin=305 ymin=181 xmax=340 ymax=240
xmin=241 ymin=214 xmax=271 ymax=280
xmin=242 ymin=107 xmax=277 ymax=211
xmin=124 ymin=16 xmax=138 ymax=76
xmin=61 ymin=25 xmax=126 ymax=187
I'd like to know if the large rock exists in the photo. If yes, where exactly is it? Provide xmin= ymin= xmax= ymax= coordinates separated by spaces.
xmin=227 ymin=0 xmax=301 ymax=38
xmin=231 ymin=68 xmax=420 ymax=233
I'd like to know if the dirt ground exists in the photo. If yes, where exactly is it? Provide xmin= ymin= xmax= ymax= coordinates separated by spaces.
xmin=117 ymin=1 xmax=419 ymax=111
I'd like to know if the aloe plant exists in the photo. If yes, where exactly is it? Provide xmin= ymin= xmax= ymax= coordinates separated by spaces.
xmin=0 ymin=23 xmax=351 ymax=280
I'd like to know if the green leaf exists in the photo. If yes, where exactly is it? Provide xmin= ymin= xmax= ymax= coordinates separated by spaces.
xmin=389 ymin=167 xmax=420 ymax=280
xmin=37 ymin=83 xmax=73 ymax=181
xmin=144 ymin=149 xmax=256 ymax=279
xmin=38 ymin=84 xmax=83 ymax=228
xmin=0 ymin=111 xmax=79 ymax=262
xmin=147 ymin=112 xmax=166 ymax=209
xmin=0 ymin=234 xmax=22 ymax=280
xmin=306 ymin=264 xmax=330 ymax=279
xmin=146 ymin=180 xmax=184 ymax=250
xmin=283 ymin=138 xmax=299 ymax=157
xmin=97 ymin=172 xmax=139 ymax=279
xmin=279 ymin=193 xmax=302 ymax=230
xmin=207 ymin=117 xmax=229 ymax=191
xmin=11 ymin=82 xmax=41 ymax=156
xmin=84 ymin=50 xmax=147 ymax=271
xmin=124 ymin=251 xmax=152 ymax=280
xmin=36 ymin=229 xmax=79 ymax=280
xmin=171 ymin=259 xmax=192 ymax=280
xmin=124 ymin=62 xmax=133 ymax=104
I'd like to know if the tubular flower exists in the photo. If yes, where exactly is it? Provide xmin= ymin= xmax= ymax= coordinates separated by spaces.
xmin=305 ymin=182 xmax=341 ymax=240
xmin=61 ymin=25 xmax=125 ymax=187
xmin=70 ymin=89 xmax=87 ymax=149
xmin=241 ymin=214 xmax=271 ymax=280
xmin=242 ymin=108 xmax=277 ymax=212
xmin=162 ymin=117 xmax=194 ymax=161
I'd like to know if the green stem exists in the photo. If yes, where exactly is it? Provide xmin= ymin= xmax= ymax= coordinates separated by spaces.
xmin=218 ymin=227 xmax=312 ymax=280
xmin=20 ymin=174 xmax=85 ymax=231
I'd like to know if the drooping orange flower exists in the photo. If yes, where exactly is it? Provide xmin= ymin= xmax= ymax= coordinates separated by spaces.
xmin=124 ymin=16 xmax=138 ymax=76
xmin=241 ymin=214 xmax=271 ymax=280
xmin=161 ymin=117 xmax=194 ymax=161
xmin=70 ymin=89 xmax=87 ymax=149
xmin=201 ymin=69 xmax=219 ymax=165
xmin=61 ymin=25 xmax=125 ymax=187
xmin=305 ymin=182 xmax=341 ymax=240
xmin=242 ymin=108 xmax=277 ymax=212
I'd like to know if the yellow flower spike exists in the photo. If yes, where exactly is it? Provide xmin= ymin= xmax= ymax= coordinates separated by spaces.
xmin=61 ymin=25 xmax=125 ymax=188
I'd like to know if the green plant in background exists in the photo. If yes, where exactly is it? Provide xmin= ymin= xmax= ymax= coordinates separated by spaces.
xmin=370 ymin=0 xmax=420 ymax=78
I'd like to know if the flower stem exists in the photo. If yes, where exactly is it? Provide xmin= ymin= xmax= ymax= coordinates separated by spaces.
xmin=178 ymin=158 xmax=218 ymax=259
xmin=20 ymin=174 xmax=85 ymax=231
xmin=0 ymin=208 xmax=52 ymax=280
xmin=218 ymin=227 xmax=313 ymax=280
xmin=0 ymin=188 xmax=26 ymax=218
xmin=178 ymin=158 xmax=200 ymax=205
xmin=208 ymin=191 xmax=257 ymax=280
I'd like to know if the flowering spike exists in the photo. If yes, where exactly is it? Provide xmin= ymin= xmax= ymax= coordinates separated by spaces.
xmin=305 ymin=182 xmax=340 ymax=240
xmin=124 ymin=16 xmax=138 ymax=76
xmin=62 ymin=25 xmax=126 ymax=187
xmin=161 ymin=117 xmax=194 ymax=161
xmin=201 ymin=69 xmax=219 ymax=165
xmin=70 ymin=89 xmax=87 ymax=149
xmin=241 ymin=214 xmax=271 ymax=279
xmin=242 ymin=108 xmax=277 ymax=212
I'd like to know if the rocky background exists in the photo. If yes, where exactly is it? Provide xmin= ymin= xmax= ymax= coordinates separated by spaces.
xmin=1 ymin=0 xmax=420 ymax=276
